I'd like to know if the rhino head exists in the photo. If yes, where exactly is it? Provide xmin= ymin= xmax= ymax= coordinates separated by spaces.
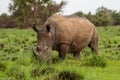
xmin=32 ymin=24 xmax=53 ymax=62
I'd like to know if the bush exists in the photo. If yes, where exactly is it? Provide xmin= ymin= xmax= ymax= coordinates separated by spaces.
xmin=82 ymin=55 xmax=106 ymax=67
xmin=0 ymin=61 xmax=6 ymax=72
xmin=55 ymin=71 xmax=84 ymax=80
xmin=6 ymin=65 xmax=25 ymax=80
xmin=0 ymin=13 xmax=17 ymax=28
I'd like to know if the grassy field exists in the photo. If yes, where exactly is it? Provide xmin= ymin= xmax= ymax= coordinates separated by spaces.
xmin=0 ymin=26 xmax=120 ymax=80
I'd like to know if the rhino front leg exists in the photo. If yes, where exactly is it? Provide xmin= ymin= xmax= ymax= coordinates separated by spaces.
xmin=58 ymin=44 xmax=69 ymax=59
xmin=73 ymin=51 xmax=81 ymax=60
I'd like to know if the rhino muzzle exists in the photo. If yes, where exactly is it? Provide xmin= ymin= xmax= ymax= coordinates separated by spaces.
xmin=32 ymin=47 xmax=51 ymax=62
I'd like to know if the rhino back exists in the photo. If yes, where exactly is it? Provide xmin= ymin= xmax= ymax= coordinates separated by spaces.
xmin=54 ymin=16 xmax=95 ymax=43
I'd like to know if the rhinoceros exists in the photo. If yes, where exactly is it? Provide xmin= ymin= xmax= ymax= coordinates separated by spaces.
xmin=33 ymin=14 xmax=98 ymax=61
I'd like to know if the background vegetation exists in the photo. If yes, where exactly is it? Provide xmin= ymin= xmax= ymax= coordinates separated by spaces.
xmin=0 ymin=0 xmax=120 ymax=28
xmin=74 ymin=6 xmax=120 ymax=26
xmin=0 ymin=0 xmax=66 ymax=28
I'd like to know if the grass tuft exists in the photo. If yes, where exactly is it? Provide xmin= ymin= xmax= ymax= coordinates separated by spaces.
xmin=82 ymin=55 xmax=106 ymax=67
xmin=55 ymin=71 xmax=84 ymax=80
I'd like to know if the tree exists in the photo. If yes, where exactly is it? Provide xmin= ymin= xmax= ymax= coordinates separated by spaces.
xmin=74 ymin=6 xmax=116 ymax=26
xmin=9 ymin=0 xmax=66 ymax=28
xmin=74 ymin=11 xmax=84 ymax=17
xmin=95 ymin=6 xmax=113 ymax=26
xmin=112 ymin=11 xmax=120 ymax=25
xmin=0 ymin=13 xmax=16 ymax=28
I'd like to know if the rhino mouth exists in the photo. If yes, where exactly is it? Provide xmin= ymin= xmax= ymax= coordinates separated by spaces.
xmin=32 ymin=48 xmax=41 ymax=59
xmin=32 ymin=47 xmax=51 ymax=62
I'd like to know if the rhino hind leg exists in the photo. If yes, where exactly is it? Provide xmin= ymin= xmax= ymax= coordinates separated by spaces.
xmin=58 ymin=44 xmax=70 ymax=59
xmin=88 ymin=33 xmax=98 ymax=55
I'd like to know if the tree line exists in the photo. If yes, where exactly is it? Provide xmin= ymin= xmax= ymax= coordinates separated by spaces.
xmin=0 ymin=0 xmax=120 ymax=28
xmin=0 ymin=0 xmax=65 ymax=28
xmin=74 ymin=6 xmax=120 ymax=26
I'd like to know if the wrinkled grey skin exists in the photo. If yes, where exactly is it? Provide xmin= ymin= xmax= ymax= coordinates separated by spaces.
xmin=33 ymin=14 xmax=98 ymax=62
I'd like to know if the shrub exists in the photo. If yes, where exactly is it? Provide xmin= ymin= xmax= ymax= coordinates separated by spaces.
xmin=0 ymin=13 xmax=17 ymax=28
xmin=82 ymin=55 xmax=106 ymax=67
xmin=55 ymin=71 xmax=84 ymax=80
xmin=6 ymin=65 xmax=25 ymax=80
xmin=0 ymin=61 xmax=6 ymax=72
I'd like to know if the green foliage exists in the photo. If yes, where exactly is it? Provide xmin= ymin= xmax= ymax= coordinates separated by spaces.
xmin=6 ymin=64 xmax=25 ymax=80
xmin=9 ymin=0 xmax=66 ymax=28
xmin=74 ymin=6 xmax=120 ymax=26
xmin=74 ymin=11 xmax=84 ymax=17
xmin=0 ymin=13 xmax=16 ymax=28
xmin=57 ymin=71 xmax=84 ymax=80
xmin=112 ymin=11 xmax=120 ymax=25
xmin=82 ymin=55 xmax=106 ymax=67
xmin=0 ymin=61 xmax=6 ymax=72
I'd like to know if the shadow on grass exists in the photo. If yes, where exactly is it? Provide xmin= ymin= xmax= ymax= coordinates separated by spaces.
xmin=54 ymin=71 xmax=84 ymax=80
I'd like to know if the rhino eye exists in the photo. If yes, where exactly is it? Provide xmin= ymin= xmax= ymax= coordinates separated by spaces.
xmin=36 ymin=46 xmax=42 ymax=52
xmin=46 ymin=24 xmax=51 ymax=32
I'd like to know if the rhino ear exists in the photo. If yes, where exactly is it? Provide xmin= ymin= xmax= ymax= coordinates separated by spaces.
xmin=46 ymin=24 xmax=51 ymax=32
xmin=32 ymin=24 xmax=38 ymax=32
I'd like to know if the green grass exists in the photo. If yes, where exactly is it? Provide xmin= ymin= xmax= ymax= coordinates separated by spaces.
xmin=0 ymin=26 xmax=120 ymax=80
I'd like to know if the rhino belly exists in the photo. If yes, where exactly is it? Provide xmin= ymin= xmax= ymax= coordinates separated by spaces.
xmin=70 ymin=32 xmax=93 ymax=52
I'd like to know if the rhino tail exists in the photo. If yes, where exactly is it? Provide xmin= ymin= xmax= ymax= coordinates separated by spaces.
xmin=89 ymin=28 xmax=98 ymax=54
